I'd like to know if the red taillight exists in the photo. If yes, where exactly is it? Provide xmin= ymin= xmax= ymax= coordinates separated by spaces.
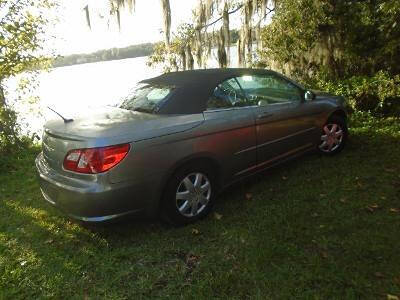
xmin=63 ymin=144 xmax=130 ymax=174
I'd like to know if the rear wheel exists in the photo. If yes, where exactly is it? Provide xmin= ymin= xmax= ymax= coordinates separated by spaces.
xmin=162 ymin=162 xmax=216 ymax=225
xmin=318 ymin=115 xmax=348 ymax=155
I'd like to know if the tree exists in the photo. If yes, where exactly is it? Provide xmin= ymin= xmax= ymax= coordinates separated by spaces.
xmin=257 ymin=0 xmax=400 ymax=81
xmin=0 ymin=0 xmax=56 ymax=149
xmin=147 ymin=23 xmax=195 ymax=72
xmin=86 ymin=1 xmax=274 ymax=71
xmin=147 ymin=0 xmax=275 ymax=71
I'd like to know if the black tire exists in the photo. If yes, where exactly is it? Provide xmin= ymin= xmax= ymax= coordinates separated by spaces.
xmin=318 ymin=115 xmax=348 ymax=155
xmin=161 ymin=162 xmax=217 ymax=226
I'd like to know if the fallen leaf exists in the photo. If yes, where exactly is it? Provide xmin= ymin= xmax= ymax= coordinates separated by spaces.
xmin=185 ymin=253 xmax=200 ymax=268
xmin=319 ymin=193 xmax=326 ymax=197
xmin=245 ymin=193 xmax=252 ymax=200
xmin=339 ymin=198 xmax=347 ymax=203
xmin=282 ymin=176 xmax=288 ymax=180
xmin=390 ymin=208 xmax=400 ymax=213
xmin=214 ymin=212 xmax=223 ymax=220
xmin=387 ymin=294 xmax=399 ymax=300
xmin=375 ymin=272 xmax=385 ymax=278
xmin=45 ymin=239 xmax=54 ymax=244
xmin=366 ymin=204 xmax=380 ymax=212
xmin=191 ymin=228 xmax=200 ymax=235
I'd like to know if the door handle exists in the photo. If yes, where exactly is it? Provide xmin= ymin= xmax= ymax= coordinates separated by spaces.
xmin=257 ymin=113 xmax=273 ymax=119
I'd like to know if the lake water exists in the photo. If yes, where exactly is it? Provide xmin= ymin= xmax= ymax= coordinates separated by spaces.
xmin=6 ymin=56 xmax=160 ymax=136
xmin=6 ymin=47 xmax=239 ymax=136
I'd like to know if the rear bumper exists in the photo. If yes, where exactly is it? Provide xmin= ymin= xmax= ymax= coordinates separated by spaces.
xmin=35 ymin=152 xmax=149 ymax=222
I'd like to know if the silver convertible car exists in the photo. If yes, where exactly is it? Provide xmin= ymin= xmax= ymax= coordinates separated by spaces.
xmin=36 ymin=68 xmax=348 ymax=225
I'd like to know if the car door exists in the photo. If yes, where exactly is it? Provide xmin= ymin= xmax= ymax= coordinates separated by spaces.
xmin=202 ymin=77 xmax=258 ymax=180
xmin=236 ymin=74 xmax=318 ymax=166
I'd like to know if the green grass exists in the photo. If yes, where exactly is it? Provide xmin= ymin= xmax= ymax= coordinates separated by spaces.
xmin=1 ymin=113 xmax=399 ymax=299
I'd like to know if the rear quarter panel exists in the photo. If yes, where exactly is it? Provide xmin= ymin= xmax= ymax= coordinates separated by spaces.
xmin=108 ymin=110 xmax=256 ymax=213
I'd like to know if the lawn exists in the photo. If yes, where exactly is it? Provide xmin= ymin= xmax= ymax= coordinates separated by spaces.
xmin=0 ymin=113 xmax=399 ymax=299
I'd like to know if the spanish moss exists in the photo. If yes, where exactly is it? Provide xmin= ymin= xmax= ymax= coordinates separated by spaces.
xmin=160 ymin=0 xmax=171 ymax=47
xmin=83 ymin=5 xmax=91 ymax=29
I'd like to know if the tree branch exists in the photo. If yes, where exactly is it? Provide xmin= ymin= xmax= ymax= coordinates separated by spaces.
xmin=196 ymin=4 xmax=244 ymax=31
xmin=195 ymin=4 xmax=274 ymax=32
xmin=255 ymin=7 xmax=275 ymax=27
xmin=0 ymin=0 xmax=21 ymax=27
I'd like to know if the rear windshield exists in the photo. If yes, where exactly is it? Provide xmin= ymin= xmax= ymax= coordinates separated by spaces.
xmin=118 ymin=84 xmax=174 ymax=114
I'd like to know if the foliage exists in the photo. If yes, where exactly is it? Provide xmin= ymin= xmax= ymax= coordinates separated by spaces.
xmin=146 ymin=27 xmax=240 ymax=72
xmin=147 ymin=0 xmax=274 ymax=71
xmin=256 ymin=0 xmax=400 ymax=116
xmin=0 ymin=0 xmax=56 ymax=80
xmin=147 ymin=23 xmax=196 ymax=72
xmin=258 ymin=0 xmax=400 ymax=81
xmin=0 ymin=105 xmax=19 ymax=150
xmin=309 ymin=72 xmax=400 ymax=116
xmin=0 ymin=0 xmax=56 ymax=151
xmin=1 ymin=115 xmax=400 ymax=298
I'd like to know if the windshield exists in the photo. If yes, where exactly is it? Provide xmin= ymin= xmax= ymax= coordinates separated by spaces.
xmin=118 ymin=84 xmax=174 ymax=113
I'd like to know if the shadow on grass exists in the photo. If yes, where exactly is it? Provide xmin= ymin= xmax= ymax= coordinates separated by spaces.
xmin=0 ymin=125 xmax=399 ymax=298
xmin=74 ymin=127 xmax=400 ymax=238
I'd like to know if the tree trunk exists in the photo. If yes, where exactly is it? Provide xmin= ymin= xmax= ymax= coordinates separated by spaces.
xmin=217 ymin=28 xmax=227 ymax=68
xmin=0 ymin=81 xmax=6 ymax=108
xmin=0 ymin=81 xmax=5 ymax=138
xmin=180 ymin=49 xmax=187 ymax=71
xmin=237 ymin=38 xmax=243 ymax=67
xmin=186 ymin=45 xmax=194 ymax=70
xmin=244 ymin=0 xmax=253 ymax=67
xmin=223 ymin=3 xmax=230 ymax=67
xmin=160 ymin=0 xmax=171 ymax=47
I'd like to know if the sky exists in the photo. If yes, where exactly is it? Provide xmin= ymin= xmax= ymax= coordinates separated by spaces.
xmin=51 ymin=0 xmax=200 ymax=55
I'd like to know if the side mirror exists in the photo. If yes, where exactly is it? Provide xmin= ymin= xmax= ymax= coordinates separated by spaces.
xmin=258 ymin=100 xmax=268 ymax=106
xmin=305 ymin=90 xmax=315 ymax=101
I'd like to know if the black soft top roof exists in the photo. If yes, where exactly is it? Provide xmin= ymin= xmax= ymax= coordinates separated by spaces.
xmin=140 ymin=68 xmax=287 ymax=114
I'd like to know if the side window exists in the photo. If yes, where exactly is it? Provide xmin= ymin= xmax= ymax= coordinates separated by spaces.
xmin=207 ymin=78 xmax=248 ymax=110
xmin=236 ymin=74 xmax=302 ymax=105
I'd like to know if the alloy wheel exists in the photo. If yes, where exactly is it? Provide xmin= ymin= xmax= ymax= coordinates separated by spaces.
xmin=175 ymin=172 xmax=211 ymax=217
xmin=319 ymin=123 xmax=344 ymax=153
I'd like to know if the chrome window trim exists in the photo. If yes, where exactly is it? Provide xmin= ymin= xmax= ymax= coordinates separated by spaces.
xmin=204 ymin=105 xmax=258 ymax=113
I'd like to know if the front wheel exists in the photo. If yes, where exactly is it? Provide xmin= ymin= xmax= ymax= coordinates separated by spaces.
xmin=318 ymin=115 xmax=348 ymax=155
xmin=162 ymin=162 xmax=216 ymax=225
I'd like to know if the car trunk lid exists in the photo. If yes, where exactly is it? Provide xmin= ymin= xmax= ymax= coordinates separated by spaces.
xmin=41 ymin=106 xmax=204 ymax=173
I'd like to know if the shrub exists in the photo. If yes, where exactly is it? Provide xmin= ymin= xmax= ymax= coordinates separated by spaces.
xmin=0 ymin=105 xmax=20 ymax=151
xmin=311 ymin=71 xmax=400 ymax=116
